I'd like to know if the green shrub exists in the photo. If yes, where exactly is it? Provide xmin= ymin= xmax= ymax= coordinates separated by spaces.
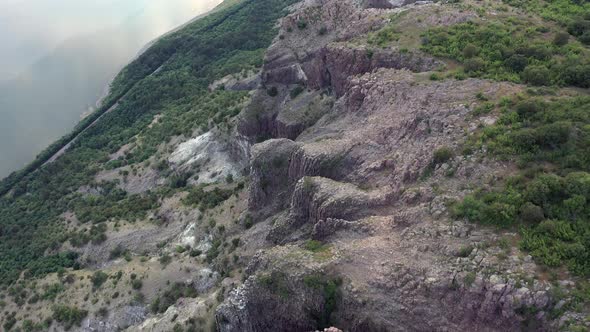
xmin=522 ymin=65 xmax=552 ymax=86
xmin=421 ymin=19 xmax=590 ymax=87
xmin=568 ymin=17 xmax=590 ymax=44
xmin=457 ymin=245 xmax=474 ymax=258
xmin=110 ymin=244 xmax=127 ymax=259
xmin=504 ymin=54 xmax=528 ymax=72
xmin=304 ymin=240 xmax=328 ymax=252
xmin=462 ymin=43 xmax=479 ymax=58
xmin=183 ymin=187 xmax=232 ymax=210
xmin=189 ymin=249 xmax=202 ymax=257
xmin=52 ymin=305 xmax=88 ymax=329
xmin=131 ymin=279 xmax=143 ymax=290
xmin=159 ymin=254 xmax=172 ymax=267
xmin=553 ymin=32 xmax=570 ymax=46
xmin=3 ymin=314 xmax=16 ymax=331
xmin=290 ymin=86 xmax=305 ymax=99
xmin=42 ymin=283 xmax=65 ymax=301
xmin=464 ymin=272 xmax=476 ymax=287
xmin=244 ymin=214 xmax=254 ymax=229
xmin=519 ymin=202 xmax=545 ymax=223
xmin=433 ymin=147 xmax=454 ymax=165
xmin=91 ymin=271 xmax=108 ymax=289
xmin=464 ymin=57 xmax=485 ymax=73
xmin=297 ymin=20 xmax=307 ymax=30
xmin=150 ymin=283 xmax=198 ymax=313
xmin=302 ymin=275 xmax=342 ymax=328
xmin=267 ymin=86 xmax=278 ymax=97
xmin=97 ymin=307 xmax=109 ymax=317
xmin=258 ymin=272 xmax=291 ymax=299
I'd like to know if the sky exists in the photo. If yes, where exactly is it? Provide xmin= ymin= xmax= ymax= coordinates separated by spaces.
xmin=0 ymin=0 xmax=222 ymax=178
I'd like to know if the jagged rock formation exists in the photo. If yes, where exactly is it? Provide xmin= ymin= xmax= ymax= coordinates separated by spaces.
xmin=216 ymin=0 xmax=569 ymax=331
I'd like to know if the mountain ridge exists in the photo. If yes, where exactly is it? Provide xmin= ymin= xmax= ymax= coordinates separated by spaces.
xmin=1 ymin=0 xmax=590 ymax=331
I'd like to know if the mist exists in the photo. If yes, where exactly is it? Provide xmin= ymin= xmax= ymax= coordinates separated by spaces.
xmin=0 ymin=0 xmax=223 ymax=178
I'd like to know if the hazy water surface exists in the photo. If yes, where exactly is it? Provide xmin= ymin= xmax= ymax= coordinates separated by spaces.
xmin=0 ymin=0 xmax=222 ymax=178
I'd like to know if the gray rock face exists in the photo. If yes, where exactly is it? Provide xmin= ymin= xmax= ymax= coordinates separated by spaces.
xmin=209 ymin=71 xmax=261 ymax=91
xmin=191 ymin=268 xmax=220 ymax=293
xmin=216 ymin=248 xmax=335 ymax=332
xmin=302 ymin=45 xmax=441 ymax=97
xmin=248 ymin=139 xmax=300 ymax=214
xmin=268 ymin=176 xmax=387 ymax=243
xmin=216 ymin=274 xmax=324 ymax=332
xmin=83 ymin=306 xmax=147 ymax=332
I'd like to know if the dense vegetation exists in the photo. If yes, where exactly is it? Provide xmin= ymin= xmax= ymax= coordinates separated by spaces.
xmin=454 ymin=94 xmax=590 ymax=275
xmin=421 ymin=19 xmax=590 ymax=87
xmin=404 ymin=0 xmax=590 ymax=277
xmin=183 ymin=186 xmax=234 ymax=211
xmin=502 ymin=0 xmax=590 ymax=45
xmin=0 ymin=0 xmax=297 ymax=286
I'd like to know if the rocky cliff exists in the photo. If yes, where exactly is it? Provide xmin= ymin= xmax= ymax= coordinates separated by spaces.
xmin=216 ymin=0 xmax=588 ymax=331
xmin=2 ymin=0 xmax=589 ymax=331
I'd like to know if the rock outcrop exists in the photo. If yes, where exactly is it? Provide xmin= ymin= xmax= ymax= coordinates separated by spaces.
xmin=216 ymin=0 xmax=569 ymax=331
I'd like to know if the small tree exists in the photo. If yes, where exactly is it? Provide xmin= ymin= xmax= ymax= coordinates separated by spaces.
xmin=91 ymin=271 xmax=108 ymax=289
xmin=522 ymin=65 xmax=551 ymax=86
xmin=553 ymin=32 xmax=569 ymax=46
xmin=464 ymin=57 xmax=485 ymax=73
xmin=433 ymin=147 xmax=454 ymax=165
xmin=267 ymin=86 xmax=278 ymax=97
xmin=462 ymin=43 xmax=479 ymax=59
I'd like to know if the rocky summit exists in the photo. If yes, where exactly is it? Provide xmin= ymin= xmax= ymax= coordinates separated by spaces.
xmin=1 ymin=0 xmax=590 ymax=331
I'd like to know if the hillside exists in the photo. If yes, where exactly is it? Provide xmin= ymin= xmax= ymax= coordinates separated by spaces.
xmin=1 ymin=0 xmax=590 ymax=331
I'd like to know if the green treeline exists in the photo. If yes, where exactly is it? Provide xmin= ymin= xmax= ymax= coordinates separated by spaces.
xmin=0 ymin=0 xmax=297 ymax=286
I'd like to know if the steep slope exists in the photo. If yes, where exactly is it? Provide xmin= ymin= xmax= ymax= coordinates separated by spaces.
xmin=218 ymin=0 xmax=590 ymax=331
xmin=1 ymin=0 xmax=590 ymax=331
